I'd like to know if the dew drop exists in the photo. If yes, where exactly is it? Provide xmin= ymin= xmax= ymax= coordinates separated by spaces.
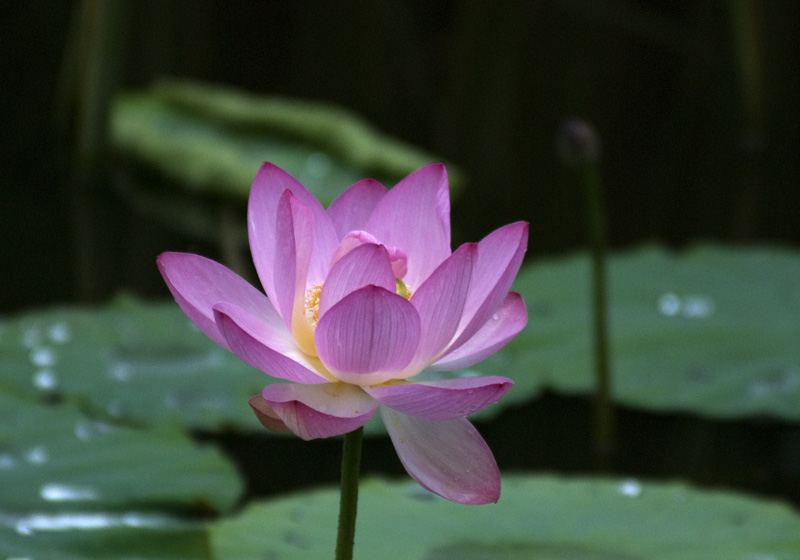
xmin=682 ymin=295 xmax=714 ymax=318
xmin=491 ymin=313 xmax=500 ymax=321
xmin=657 ymin=293 xmax=681 ymax=317
xmin=29 ymin=347 xmax=56 ymax=367
xmin=617 ymin=478 xmax=642 ymax=498
xmin=283 ymin=529 xmax=309 ymax=549
xmin=14 ymin=521 xmax=34 ymax=536
xmin=106 ymin=399 xmax=128 ymax=419
xmin=109 ymin=362 xmax=132 ymax=382
xmin=47 ymin=323 xmax=71 ymax=344
xmin=21 ymin=326 xmax=42 ymax=348
xmin=24 ymin=446 xmax=48 ymax=465
xmin=33 ymin=370 xmax=58 ymax=391
xmin=290 ymin=507 xmax=307 ymax=524
xmin=749 ymin=367 xmax=800 ymax=398
xmin=75 ymin=419 xmax=112 ymax=441
xmin=657 ymin=293 xmax=714 ymax=318
xmin=0 ymin=452 xmax=17 ymax=469
xmin=40 ymin=483 xmax=98 ymax=502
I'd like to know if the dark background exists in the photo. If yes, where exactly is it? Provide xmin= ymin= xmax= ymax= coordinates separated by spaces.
xmin=2 ymin=0 xmax=799 ymax=311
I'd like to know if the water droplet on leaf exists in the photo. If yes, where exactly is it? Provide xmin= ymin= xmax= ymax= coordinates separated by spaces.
xmin=749 ymin=367 xmax=800 ymax=398
xmin=0 ymin=453 xmax=17 ymax=469
xmin=21 ymin=326 xmax=42 ymax=348
xmin=657 ymin=293 xmax=681 ymax=316
xmin=617 ymin=478 xmax=642 ymax=498
xmin=283 ymin=529 xmax=309 ymax=549
xmin=40 ymin=483 xmax=98 ymax=502
xmin=47 ymin=323 xmax=71 ymax=343
xmin=29 ymin=347 xmax=56 ymax=367
xmin=682 ymin=295 xmax=714 ymax=318
xmin=75 ymin=419 xmax=112 ymax=441
xmin=33 ymin=370 xmax=58 ymax=391
xmin=109 ymin=362 xmax=132 ymax=382
xmin=24 ymin=446 xmax=48 ymax=465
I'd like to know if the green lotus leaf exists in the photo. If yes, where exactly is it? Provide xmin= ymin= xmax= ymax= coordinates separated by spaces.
xmin=209 ymin=475 xmax=800 ymax=559
xmin=0 ymin=393 xmax=241 ymax=558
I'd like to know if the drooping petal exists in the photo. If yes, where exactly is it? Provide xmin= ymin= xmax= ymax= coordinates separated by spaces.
xmin=157 ymin=252 xmax=277 ymax=351
xmin=432 ymin=292 xmax=527 ymax=371
xmin=248 ymin=163 xmax=338 ymax=303
xmin=446 ymin=222 xmax=528 ymax=354
xmin=315 ymin=285 xmax=421 ymax=386
xmin=405 ymin=242 xmax=475 ymax=371
xmin=262 ymin=382 xmax=378 ymax=440
xmin=327 ymin=178 xmax=387 ymax=239
xmin=248 ymin=394 xmax=292 ymax=433
xmin=273 ymin=191 xmax=314 ymax=335
xmin=365 ymin=376 xmax=512 ymax=420
xmin=318 ymin=243 xmax=395 ymax=318
xmin=365 ymin=164 xmax=451 ymax=288
xmin=381 ymin=408 xmax=501 ymax=504
xmin=213 ymin=302 xmax=329 ymax=384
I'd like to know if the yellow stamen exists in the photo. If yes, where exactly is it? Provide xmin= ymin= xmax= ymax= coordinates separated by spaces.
xmin=304 ymin=283 xmax=323 ymax=326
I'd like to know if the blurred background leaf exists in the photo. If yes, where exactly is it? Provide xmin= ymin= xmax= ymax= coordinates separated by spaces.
xmin=210 ymin=474 xmax=800 ymax=559
xmin=473 ymin=242 xmax=800 ymax=422
xmin=0 ymin=392 xmax=240 ymax=558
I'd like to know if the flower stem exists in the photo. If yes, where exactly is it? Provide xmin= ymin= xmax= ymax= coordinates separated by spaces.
xmin=581 ymin=163 xmax=615 ymax=472
xmin=335 ymin=426 xmax=363 ymax=560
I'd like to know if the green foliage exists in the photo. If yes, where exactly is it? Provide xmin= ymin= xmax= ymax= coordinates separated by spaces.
xmin=209 ymin=475 xmax=800 ymax=559
xmin=472 ymin=243 xmax=800 ymax=421
xmin=0 ymin=393 xmax=241 ymax=559
xmin=0 ymin=294 xmax=263 ymax=431
xmin=110 ymin=79 xmax=462 ymax=205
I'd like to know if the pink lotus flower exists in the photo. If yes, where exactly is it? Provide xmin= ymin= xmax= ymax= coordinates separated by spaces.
xmin=157 ymin=163 xmax=527 ymax=504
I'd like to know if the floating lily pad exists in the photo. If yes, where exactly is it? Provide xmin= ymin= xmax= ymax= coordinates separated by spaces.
xmin=0 ymin=520 xmax=209 ymax=560
xmin=209 ymin=475 xmax=800 ymax=559
xmin=0 ymin=294 xmax=264 ymax=431
xmin=471 ymin=243 xmax=800 ymax=422
xmin=0 ymin=393 xmax=239 ymax=558
xmin=0 ymin=393 xmax=242 ymax=514
xmin=110 ymin=79 xmax=462 ymax=206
